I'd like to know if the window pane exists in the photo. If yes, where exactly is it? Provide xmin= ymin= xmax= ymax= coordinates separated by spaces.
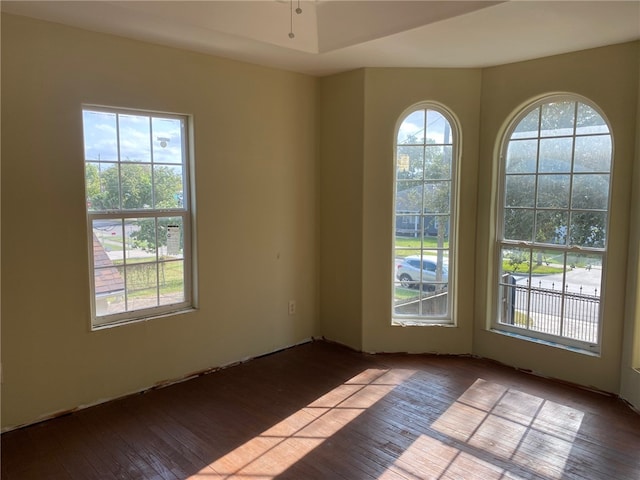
xmin=424 ymin=182 xmax=450 ymax=214
xmin=529 ymin=285 xmax=563 ymax=337
xmin=529 ymin=248 xmax=559 ymax=274
xmin=92 ymin=223 xmax=126 ymax=316
xmin=570 ymin=211 xmax=607 ymax=248
xmin=535 ymin=210 xmax=568 ymax=245
xmin=505 ymin=175 xmax=535 ymax=207
xmin=498 ymin=275 xmax=524 ymax=327
xmin=83 ymin=110 xmax=118 ymax=161
xmin=500 ymin=247 xmax=532 ymax=276
xmin=506 ymin=140 xmax=537 ymax=173
xmin=395 ymin=254 xmax=420 ymax=291
xmin=554 ymin=252 xmax=601 ymax=341
xmin=121 ymin=164 xmax=153 ymax=209
xmin=86 ymin=162 xmax=120 ymax=211
xmin=125 ymin=218 xmax=158 ymax=260
xmin=395 ymin=215 xmax=422 ymax=239
xmin=152 ymin=117 xmax=183 ymax=164
xmin=159 ymin=260 xmax=184 ymax=306
xmin=94 ymin=266 xmax=126 ymax=316
xmin=537 ymin=174 xmax=570 ymax=208
xmin=158 ymin=217 xmax=184 ymax=259
xmin=566 ymin=253 xmax=602 ymax=294
xmin=540 ymin=101 xmax=575 ymax=137
xmin=396 ymin=182 xmax=423 ymax=214
xmin=398 ymin=110 xmax=425 ymax=144
xmin=576 ymin=103 xmax=609 ymax=135
xmin=93 ymin=219 xmax=124 ymax=258
xmin=563 ymin=253 xmax=602 ymax=342
xmin=154 ymin=165 xmax=184 ymax=209
xmin=539 ymin=138 xmax=573 ymax=173
xmin=393 ymin=282 xmax=419 ymax=316
xmin=511 ymin=108 xmax=539 ymax=139
xmin=499 ymin=247 xmax=532 ymax=326
xmin=422 ymin=249 xmax=448 ymax=271
xmin=571 ymin=174 xmax=609 ymax=210
xmin=504 ymin=208 xmax=534 ymax=242
xmin=574 ymin=136 xmax=612 ymax=172
xmin=126 ymin=263 xmax=158 ymax=310
xmin=425 ymin=110 xmax=451 ymax=144
xmin=418 ymin=288 xmax=447 ymax=315
xmin=424 ymin=146 xmax=451 ymax=179
xmin=396 ymin=146 xmax=424 ymax=180
xmin=395 ymin=250 xmax=447 ymax=310
xmin=92 ymin=224 xmax=124 ymax=310
xmin=119 ymin=114 xmax=151 ymax=162
xmin=426 ymin=216 xmax=449 ymax=242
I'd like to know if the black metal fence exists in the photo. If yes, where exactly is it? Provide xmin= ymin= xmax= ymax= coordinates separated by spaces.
xmin=501 ymin=275 xmax=599 ymax=344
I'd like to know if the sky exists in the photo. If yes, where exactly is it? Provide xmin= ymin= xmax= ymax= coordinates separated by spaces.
xmin=397 ymin=109 xmax=451 ymax=145
xmin=83 ymin=109 xmax=184 ymax=165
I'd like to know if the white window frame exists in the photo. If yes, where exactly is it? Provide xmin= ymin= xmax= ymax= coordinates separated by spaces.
xmin=493 ymin=94 xmax=613 ymax=353
xmin=392 ymin=103 xmax=460 ymax=326
xmin=83 ymin=106 xmax=195 ymax=329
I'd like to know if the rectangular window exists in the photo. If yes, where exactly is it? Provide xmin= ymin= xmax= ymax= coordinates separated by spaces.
xmin=83 ymin=107 xmax=194 ymax=328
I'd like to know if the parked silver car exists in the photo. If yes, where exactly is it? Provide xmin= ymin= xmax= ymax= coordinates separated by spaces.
xmin=396 ymin=255 xmax=448 ymax=291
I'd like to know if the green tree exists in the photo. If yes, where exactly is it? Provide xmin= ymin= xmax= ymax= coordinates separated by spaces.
xmin=85 ymin=163 xmax=102 ymax=205
xmin=86 ymin=161 xmax=184 ymax=252
xmin=504 ymin=101 xmax=610 ymax=251
xmin=504 ymin=157 xmax=609 ymax=249
xmin=129 ymin=217 xmax=183 ymax=254
xmin=154 ymin=167 xmax=183 ymax=208
xmin=86 ymin=163 xmax=183 ymax=211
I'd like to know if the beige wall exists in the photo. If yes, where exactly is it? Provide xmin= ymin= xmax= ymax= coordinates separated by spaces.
xmin=360 ymin=68 xmax=481 ymax=354
xmin=620 ymin=50 xmax=640 ymax=408
xmin=318 ymin=70 xmax=365 ymax=350
xmin=3 ymin=12 xmax=639 ymax=431
xmin=320 ymin=45 xmax=640 ymax=402
xmin=1 ymin=14 xmax=319 ymax=430
xmin=319 ymin=68 xmax=481 ymax=355
xmin=474 ymin=43 xmax=639 ymax=394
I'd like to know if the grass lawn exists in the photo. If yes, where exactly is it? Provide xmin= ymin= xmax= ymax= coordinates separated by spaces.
xmin=394 ymin=286 xmax=420 ymax=301
xmin=112 ymin=258 xmax=185 ymax=298
xmin=502 ymin=261 xmax=564 ymax=275
xmin=395 ymin=236 xmax=448 ymax=257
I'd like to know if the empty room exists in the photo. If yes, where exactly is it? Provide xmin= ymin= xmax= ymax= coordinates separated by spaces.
xmin=1 ymin=1 xmax=640 ymax=479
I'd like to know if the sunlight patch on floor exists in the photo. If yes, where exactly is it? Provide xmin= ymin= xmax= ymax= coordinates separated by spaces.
xmin=385 ymin=378 xmax=586 ymax=479
xmin=189 ymin=368 xmax=416 ymax=479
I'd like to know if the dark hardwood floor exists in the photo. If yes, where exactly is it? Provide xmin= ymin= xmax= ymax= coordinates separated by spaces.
xmin=2 ymin=340 xmax=639 ymax=479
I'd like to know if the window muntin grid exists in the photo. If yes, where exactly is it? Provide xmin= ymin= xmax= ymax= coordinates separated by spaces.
xmin=83 ymin=107 xmax=193 ymax=328
xmin=392 ymin=106 xmax=458 ymax=325
xmin=496 ymin=96 xmax=612 ymax=352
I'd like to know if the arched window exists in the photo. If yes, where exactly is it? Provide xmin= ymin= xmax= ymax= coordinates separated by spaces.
xmin=392 ymin=105 xmax=458 ymax=324
xmin=496 ymin=95 xmax=612 ymax=352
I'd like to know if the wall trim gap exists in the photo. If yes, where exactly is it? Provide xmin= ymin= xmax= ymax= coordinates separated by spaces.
xmin=1 ymin=337 xmax=314 ymax=434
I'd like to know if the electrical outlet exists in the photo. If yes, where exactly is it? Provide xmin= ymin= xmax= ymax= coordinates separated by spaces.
xmin=288 ymin=300 xmax=296 ymax=315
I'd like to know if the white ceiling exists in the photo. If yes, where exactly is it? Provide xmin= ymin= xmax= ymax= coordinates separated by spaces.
xmin=2 ymin=1 xmax=639 ymax=76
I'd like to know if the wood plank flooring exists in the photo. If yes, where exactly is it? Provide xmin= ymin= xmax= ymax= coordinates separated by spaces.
xmin=2 ymin=340 xmax=639 ymax=479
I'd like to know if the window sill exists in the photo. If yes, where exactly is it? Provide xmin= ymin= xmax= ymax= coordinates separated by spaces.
xmin=92 ymin=307 xmax=197 ymax=331
xmin=392 ymin=320 xmax=455 ymax=327
xmin=489 ymin=328 xmax=600 ymax=357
